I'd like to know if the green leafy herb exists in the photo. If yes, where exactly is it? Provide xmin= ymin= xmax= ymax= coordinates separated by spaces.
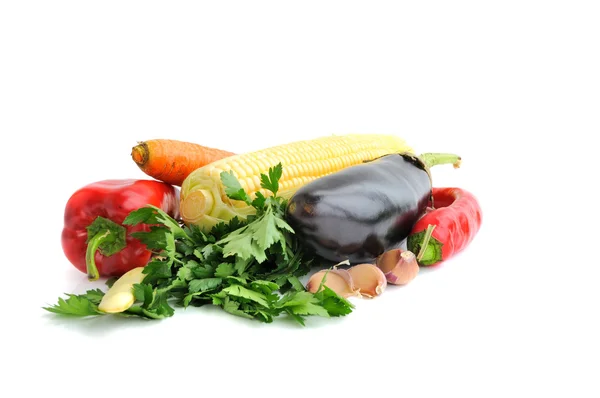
xmin=43 ymin=289 xmax=105 ymax=316
xmin=45 ymin=163 xmax=354 ymax=325
xmin=221 ymin=171 xmax=252 ymax=204
xmin=86 ymin=216 xmax=127 ymax=256
xmin=260 ymin=162 xmax=282 ymax=195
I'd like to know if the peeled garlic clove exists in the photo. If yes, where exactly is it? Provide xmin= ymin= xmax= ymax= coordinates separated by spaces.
xmin=306 ymin=268 xmax=357 ymax=298
xmin=98 ymin=267 xmax=146 ymax=313
xmin=377 ymin=249 xmax=419 ymax=285
xmin=347 ymin=263 xmax=387 ymax=298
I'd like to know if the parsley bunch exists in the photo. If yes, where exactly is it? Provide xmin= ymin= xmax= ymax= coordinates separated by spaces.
xmin=45 ymin=164 xmax=354 ymax=325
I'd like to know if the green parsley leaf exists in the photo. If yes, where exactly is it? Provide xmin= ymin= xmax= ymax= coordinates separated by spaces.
xmin=82 ymin=288 xmax=105 ymax=304
xmin=214 ymin=262 xmax=235 ymax=278
xmin=218 ymin=229 xmax=261 ymax=261
xmin=192 ymin=264 xmax=215 ymax=279
xmin=177 ymin=266 xmax=194 ymax=281
xmin=183 ymin=292 xmax=208 ymax=307
xmin=220 ymin=170 xmax=252 ymax=204
xmin=140 ymin=259 xmax=172 ymax=284
xmin=209 ymin=222 xmax=229 ymax=239
xmin=313 ymin=286 xmax=355 ymax=317
xmin=260 ymin=163 xmax=283 ymax=195
xmin=124 ymin=205 xmax=188 ymax=240
xmin=105 ymin=277 xmax=118 ymax=289
xmin=217 ymin=206 xmax=287 ymax=263
xmin=285 ymin=311 xmax=307 ymax=326
xmin=131 ymin=226 xmax=171 ymax=251
xmin=249 ymin=280 xmax=280 ymax=295
xmin=253 ymin=308 xmax=275 ymax=323
xmin=276 ymin=291 xmax=330 ymax=318
xmin=251 ymin=191 xmax=267 ymax=209
xmin=222 ymin=284 xmax=270 ymax=307
xmin=274 ymin=216 xmax=295 ymax=234
xmin=226 ymin=275 xmax=248 ymax=284
xmin=43 ymin=289 xmax=105 ymax=317
xmin=132 ymin=283 xmax=153 ymax=307
xmin=222 ymin=297 xmax=255 ymax=319
xmin=253 ymin=206 xmax=280 ymax=250
xmin=192 ymin=248 xmax=205 ymax=261
xmin=234 ymin=256 xmax=251 ymax=275
xmin=188 ymin=278 xmax=223 ymax=293
xmin=127 ymin=287 xmax=176 ymax=319
xmin=286 ymin=276 xmax=305 ymax=292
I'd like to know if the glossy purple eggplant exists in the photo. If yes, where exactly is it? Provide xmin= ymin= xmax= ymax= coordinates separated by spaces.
xmin=285 ymin=152 xmax=460 ymax=263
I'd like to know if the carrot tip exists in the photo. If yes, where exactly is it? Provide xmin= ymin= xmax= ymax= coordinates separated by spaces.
xmin=131 ymin=142 xmax=149 ymax=166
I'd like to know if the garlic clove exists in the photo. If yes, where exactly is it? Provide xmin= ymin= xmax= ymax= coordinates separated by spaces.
xmin=376 ymin=248 xmax=402 ymax=274
xmin=98 ymin=267 xmax=146 ymax=313
xmin=347 ymin=263 xmax=387 ymax=298
xmin=306 ymin=268 xmax=357 ymax=298
xmin=377 ymin=249 xmax=419 ymax=285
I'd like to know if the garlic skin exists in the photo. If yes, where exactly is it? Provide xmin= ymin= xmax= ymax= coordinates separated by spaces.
xmin=347 ymin=263 xmax=387 ymax=298
xmin=307 ymin=260 xmax=392 ymax=299
xmin=376 ymin=249 xmax=420 ymax=285
xmin=306 ymin=268 xmax=358 ymax=298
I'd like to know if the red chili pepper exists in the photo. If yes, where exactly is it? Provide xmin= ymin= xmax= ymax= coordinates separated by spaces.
xmin=407 ymin=187 xmax=482 ymax=266
xmin=61 ymin=179 xmax=179 ymax=280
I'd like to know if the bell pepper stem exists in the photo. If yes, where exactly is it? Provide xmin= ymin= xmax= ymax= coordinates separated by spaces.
xmin=85 ymin=231 xmax=111 ymax=281
xmin=419 ymin=153 xmax=462 ymax=169
xmin=84 ymin=216 xmax=128 ymax=281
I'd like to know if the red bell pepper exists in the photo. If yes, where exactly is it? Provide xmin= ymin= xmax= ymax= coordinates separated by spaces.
xmin=61 ymin=179 xmax=180 ymax=280
xmin=407 ymin=187 xmax=482 ymax=266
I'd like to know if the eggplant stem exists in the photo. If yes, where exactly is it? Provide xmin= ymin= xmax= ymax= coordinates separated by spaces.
xmin=417 ymin=224 xmax=436 ymax=262
xmin=419 ymin=153 xmax=462 ymax=169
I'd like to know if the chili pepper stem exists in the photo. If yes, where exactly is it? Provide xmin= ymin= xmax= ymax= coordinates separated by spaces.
xmin=85 ymin=231 xmax=111 ymax=281
xmin=416 ymin=224 xmax=436 ymax=262
xmin=419 ymin=153 xmax=462 ymax=169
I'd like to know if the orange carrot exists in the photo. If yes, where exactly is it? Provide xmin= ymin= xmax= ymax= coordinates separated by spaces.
xmin=131 ymin=139 xmax=235 ymax=186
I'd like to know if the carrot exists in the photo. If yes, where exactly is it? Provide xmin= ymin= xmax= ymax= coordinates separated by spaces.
xmin=131 ymin=139 xmax=235 ymax=186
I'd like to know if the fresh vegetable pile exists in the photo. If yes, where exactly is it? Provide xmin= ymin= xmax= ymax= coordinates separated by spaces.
xmin=45 ymin=134 xmax=482 ymax=326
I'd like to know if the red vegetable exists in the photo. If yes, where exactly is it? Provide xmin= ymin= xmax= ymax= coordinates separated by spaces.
xmin=407 ymin=187 xmax=482 ymax=266
xmin=61 ymin=179 xmax=180 ymax=280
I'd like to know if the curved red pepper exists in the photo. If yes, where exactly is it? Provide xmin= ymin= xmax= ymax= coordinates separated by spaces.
xmin=407 ymin=187 xmax=482 ymax=266
xmin=61 ymin=179 xmax=180 ymax=280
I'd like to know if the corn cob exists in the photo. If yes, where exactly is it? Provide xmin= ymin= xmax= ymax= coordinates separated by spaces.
xmin=180 ymin=134 xmax=414 ymax=230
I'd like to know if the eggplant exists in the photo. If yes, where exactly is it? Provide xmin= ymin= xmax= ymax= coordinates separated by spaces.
xmin=285 ymin=152 xmax=460 ymax=263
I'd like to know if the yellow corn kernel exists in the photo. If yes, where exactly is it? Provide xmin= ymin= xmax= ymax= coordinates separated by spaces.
xmin=180 ymin=134 xmax=413 ymax=230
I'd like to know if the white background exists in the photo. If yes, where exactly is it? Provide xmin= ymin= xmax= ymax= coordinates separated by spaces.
xmin=1 ymin=1 xmax=598 ymax=397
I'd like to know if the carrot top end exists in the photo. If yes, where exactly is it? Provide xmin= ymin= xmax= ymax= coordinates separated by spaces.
xmin=131 ymin=142 xmax=149 ymax=166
